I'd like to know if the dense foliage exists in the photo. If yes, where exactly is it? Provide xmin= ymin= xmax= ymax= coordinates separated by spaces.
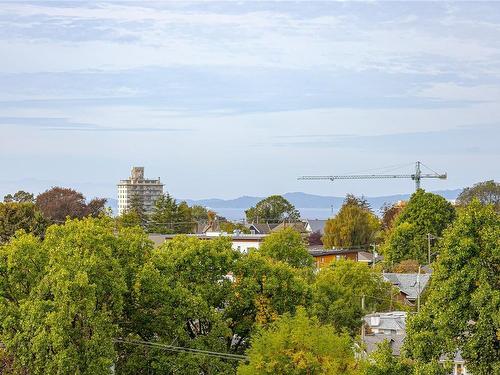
xmin=311 ymin=260 xmax=397 ymax=335
xmin=3 ymin=190 xmax=34 ymax=203
xmin=117 ymin=235 xmax=238 ymax=374
xmin=0 ymin=217 xmax=130 ymax=374
xmin=0 ymin=216 xmax=400 ymax=374
xmin=404 ymin=201 xmax=500 ymax=374
xmin=117 ymin=193 xmax=213 ymax=234
xmin=380 ymin=201 xmax=406 ymax=231
xmin=258 ymin=227 xmax=313 ymax=269
xmin=0 ymin=202 xmax=47 ymax=243
xmin=322 ymin=195 xmax=380 ymax=249
xmin=365 ymin=340 xmax=413 ymax=375
xmin=392 ymin=259 xmax=422 ymax=273
xmin=245 ymin=195 xmax=300 ymax=223
xmin=35 ymin=187 xmax=107 ymax=222
xmin=238 ymin=307 xmax=361 ymax=375
xmin=148 ymin=193 xmax=194 ymax=234
xmin=0 ymin=188 xmax=107 ymax=244
xmin=456 ymin=180 xmax=500 ymax=212
xmin=0 ymin=188 xmax=495 ymax=374
xmin=382 ymin=189 xmax=455 ymax=265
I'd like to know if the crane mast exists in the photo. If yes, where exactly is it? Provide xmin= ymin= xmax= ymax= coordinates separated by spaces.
xmin=298 ymin=161 xmax=447 ymax=191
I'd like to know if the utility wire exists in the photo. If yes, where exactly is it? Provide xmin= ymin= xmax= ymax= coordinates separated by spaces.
xmin=115 ymin=338 xmax=248 ymax=362
xmin=50 ymin=218 xmax=304 ymax=226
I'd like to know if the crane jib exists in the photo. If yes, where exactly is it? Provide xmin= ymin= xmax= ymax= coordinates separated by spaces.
xmin=297 ymin=162 xmax=447 ymax=191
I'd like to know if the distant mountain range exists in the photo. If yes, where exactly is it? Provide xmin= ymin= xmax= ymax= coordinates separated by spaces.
xmin=106 ymin=189 xmax=462 ymax=220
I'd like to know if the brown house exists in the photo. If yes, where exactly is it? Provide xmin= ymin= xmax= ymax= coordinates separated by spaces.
xmin=309 ymin=248 xmax=378 ymax=269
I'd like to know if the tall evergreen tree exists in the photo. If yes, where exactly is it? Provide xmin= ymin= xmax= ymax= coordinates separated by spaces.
xmin=148 ymin=194 xmax=193 ymax=234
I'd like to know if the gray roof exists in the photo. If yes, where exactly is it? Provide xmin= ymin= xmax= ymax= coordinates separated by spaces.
xmin=308 ymin=249 xmax=341 ymax=257
xmin=247 ymin=223 xmax=279 ymax=234
xmin=364 ymin=333 xmax=464 ymax=363
xmin=383 ymin=273 xmax=431 ymax=301
xmin=358 ymin=251 xmax=383 ymax=264
xmin=148 ymin=234 xmax=168 ymax=247
xmin=306 ymin=219 xmax=327 ymax=234
xmin=363 ymin=334 xmax=405 ymax=356
xmin=272 ymin=221 xmax=308 ymax=233
xmin=364 ymin=311 xmax=407 ymax=332
xmin=440 ymin=351 xmax=464 ymax=363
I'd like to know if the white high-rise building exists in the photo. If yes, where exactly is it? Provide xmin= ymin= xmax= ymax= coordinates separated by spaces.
xmin=117 ymin=167 xmax=164 ymax=216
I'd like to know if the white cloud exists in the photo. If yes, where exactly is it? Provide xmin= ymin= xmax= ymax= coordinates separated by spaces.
xmin=1 ymin=2 xmax=499 ymax=198
xmin=0 ymin=2 xmax=499 ymax=77
xmin=416 ymin=82 xmax=500 ymax=102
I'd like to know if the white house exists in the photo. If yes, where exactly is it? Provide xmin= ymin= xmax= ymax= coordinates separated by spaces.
xmin=148 ymin=232 xmax=267 ymax=253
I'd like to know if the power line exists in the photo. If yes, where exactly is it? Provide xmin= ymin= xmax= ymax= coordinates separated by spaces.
xmin=115 ymin=338 xmax=248 ymax=362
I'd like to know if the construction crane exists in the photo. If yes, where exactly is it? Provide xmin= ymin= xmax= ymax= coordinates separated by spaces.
xmin=298 ymin=161 xmax=447 ymax=191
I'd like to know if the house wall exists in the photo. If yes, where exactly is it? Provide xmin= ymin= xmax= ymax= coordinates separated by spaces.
xmin=313 ymin=252 xmax=359 ymax=269
xmin=231 ymin=239 xmax=261 ymax=253
xmin=314 ymin=254 xmax=336 ymax=269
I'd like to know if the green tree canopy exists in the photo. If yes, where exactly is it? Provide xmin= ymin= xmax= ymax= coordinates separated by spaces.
xmin=3 ymin=190 xmax=34 ymax=203
xmin=259 ymin=227 xmax=313 ymax=269
xmin=311 ymin=260 xmax=397 ymax=335
xmin=148 ymin=193 xmax=194 ymax=234
xmin=456 ymin=180 xmax=500 ymax=212
xmin=364 ymin=340 xmax=413 ymax=375
xmin=382 ymin=222 xmax=425 ymax=266
xmin=382 ymin=190 xmax=455 ymax=265
xmin=190 ymin=204 xmax=210 ymax=221
xmin=322 ymin=195 xmax=380 ymax=249
xmin=238 ymin=307 xmax=361 ymax=375
xmin=127 ymin=193 xmax=147 ymax=226
xmin=394 ymin=190 xmax=455 ymax=235
xmin=0 ymin=202 xmax=47 ymax=244
xmin=404 ymin=200 xmax=500 ymax=374
xmin=116 ymin=235 xmax=238 ymax=374
xmin=116 ymin=209 xmax=143 ymax=229
xmin=225 ymin=251 xmax=311 ymax=348
xmin=0 ymin=217 xmax=127 ymax=374
xmin=392 ymin=259 xmax=422 ymax=273
xmin=219 ymin=221 xmax=250 ymax=234
xmin=245 ymin=195 xmax=300 ymax=224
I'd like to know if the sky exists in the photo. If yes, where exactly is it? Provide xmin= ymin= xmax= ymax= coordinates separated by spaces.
xmin=0 ymin=1 xmax=499 ymax=200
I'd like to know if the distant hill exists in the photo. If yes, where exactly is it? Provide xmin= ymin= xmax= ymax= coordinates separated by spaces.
xmin=183 ymin=190 xmax=462 ymax=219
xmin=106 ymin=189 xmax=462 ymax=220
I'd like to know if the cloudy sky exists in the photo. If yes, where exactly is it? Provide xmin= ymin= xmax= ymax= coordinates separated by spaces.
xmin=0 ymin=1 xmax=499 ymax=200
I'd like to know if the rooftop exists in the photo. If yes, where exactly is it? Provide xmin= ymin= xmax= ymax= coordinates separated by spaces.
xmin=148 ymin=232 xmax=268 ymax=246
xmin=364 ymin=311 xmax=407 ymax=332
xmin=305 ymin=219 xmax=328 ymax=234
xmin=363 ymin=334 xmax=405 ymax=356
xmin=309 ymin=248 xmax=367 ymax=256
xmin=383 ymin=273 xmax=431 ymax=301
